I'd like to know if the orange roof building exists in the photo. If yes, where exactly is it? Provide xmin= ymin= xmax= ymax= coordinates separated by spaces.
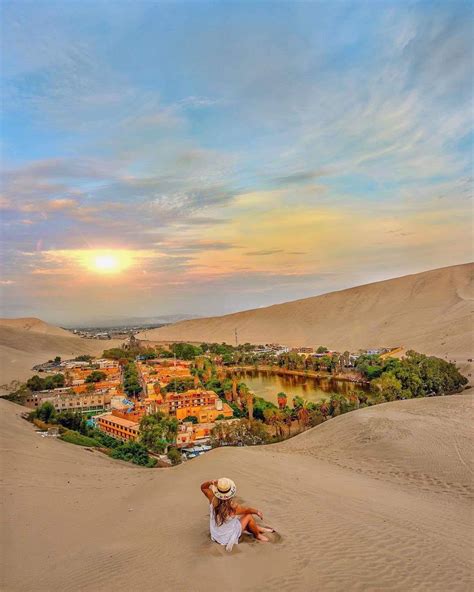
xmin=97 ymin=413 xmax=139 ymax=442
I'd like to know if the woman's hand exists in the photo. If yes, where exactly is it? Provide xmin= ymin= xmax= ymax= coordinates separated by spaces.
xmin=256 ymin=510 xmax=263 ymax=520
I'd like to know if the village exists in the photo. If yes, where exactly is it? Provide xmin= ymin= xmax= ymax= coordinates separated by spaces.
xmin=25 ymin=354 xmax=236 ymax=461
xmin=20 ymin=337 xmax=407 ymax=464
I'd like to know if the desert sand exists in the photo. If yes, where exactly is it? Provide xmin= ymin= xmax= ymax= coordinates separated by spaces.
xmin=0 ymin=318 xmax=124 ymax=389
xmin=1 ymin=394 xmax=472 ymax=592
xmin=140 ymin=263 xmax=473 ymax=375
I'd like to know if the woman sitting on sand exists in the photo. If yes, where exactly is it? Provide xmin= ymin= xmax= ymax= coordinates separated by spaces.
xmin=201 ymin=478 xmax=273 ymax=551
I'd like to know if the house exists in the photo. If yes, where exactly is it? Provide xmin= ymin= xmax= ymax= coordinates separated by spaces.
xmin=96 ymin=413 xmax=139 ymax=441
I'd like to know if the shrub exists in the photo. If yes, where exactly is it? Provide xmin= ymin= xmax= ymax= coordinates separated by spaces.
xmin=36 ymin=401 xmax=57 ymax=423
xmin=60 ymin=430 xmax=100 ymax=447
xmin=167 ymin=447 xmax=182 ymax=465
xmin=183 ymin=415 xmax=198 ymax=424
xmin=211 ymin=419 xmax=270 ymax=447
xmin=85 ymin=371 xmax=107 ymax=383
xmin=111 ymin=441 xmax=156 ymax=466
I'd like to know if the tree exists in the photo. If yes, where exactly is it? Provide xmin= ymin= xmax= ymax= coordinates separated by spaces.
xmin=54 ymin=356 xmax=61 ymax=364
xmin=164 ymin=377 xmax=195 ymax=393
xmin=263 ymin=408 xmax=285 ymax=438
xmin=36 ymin=401 xmax=56 ymax=423
xmin=210 ymin=419 xmax=270 ymax=447
xmin=74 ymin=355 xmax=93 ymax=362
xmin=167 ymin=447 xmax=182 ymax=465
xmin=85 ymin=370 xmax=107 ymax=383
xmin=277 ymin=392 xmax=288 ymax=409
xmin=26 ymin=375 xmax=44 ymax=391
xmin=139 ymin=413 xmax=179 ymax=453
xmin=371 ymin=373 xmax=402 ymax=402
xmin=183 ymin=415 xmax=198 ymax=424
xmin=111 ymin=441 xmax=157 ymax=467
xmin=123 ymin=362 xmax=142 ymax=397
xmin=26 ymin=373 xmax=65 ymax=391
xmin=239 ymin=383 xmax=254 ymax=420
xmin=170 ymin=343 xmax=203 ymax=360
xmin=316 ymin=346 xmax=329 ymax=354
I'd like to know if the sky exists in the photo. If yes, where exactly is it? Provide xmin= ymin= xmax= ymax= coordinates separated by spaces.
xmin=1 ymin=0 xmax=473 ymax=326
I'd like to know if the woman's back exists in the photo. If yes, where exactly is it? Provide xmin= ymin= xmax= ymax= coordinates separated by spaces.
xmin=209 ymin=502 xmax=242 ymax=551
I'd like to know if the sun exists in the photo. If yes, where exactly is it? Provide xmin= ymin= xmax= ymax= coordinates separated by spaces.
xmin=82 ymin=250 xmax=133 ymax=274
xmin=94 ymin=253 xmax=120 ymax=273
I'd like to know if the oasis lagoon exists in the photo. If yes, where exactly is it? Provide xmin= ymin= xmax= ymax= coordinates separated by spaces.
xmin=230 ymin=369 xmax=368 ymax=406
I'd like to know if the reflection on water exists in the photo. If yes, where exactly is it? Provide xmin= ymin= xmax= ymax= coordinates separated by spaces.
xmin=230 ymin=369 xmax=367 ymax=406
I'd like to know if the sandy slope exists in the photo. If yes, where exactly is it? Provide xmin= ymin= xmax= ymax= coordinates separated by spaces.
xmin=0 ymin=318 xmax=124 ymax=388
xmin=1 ymin=395 xmax=472 ymax=592
xmin=140 ymin=263 xmax=473 ymax=363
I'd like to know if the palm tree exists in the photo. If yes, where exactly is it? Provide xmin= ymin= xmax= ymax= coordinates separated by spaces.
xmin=232 ymin=377 xmax=238 ymax=403
xmin=282 ymin=406 xmax=293 ymax=436
xmin=277 ymin=392 xmax=288 ymax=409
xmin=240 ymin=384 xmax=254 ymax=420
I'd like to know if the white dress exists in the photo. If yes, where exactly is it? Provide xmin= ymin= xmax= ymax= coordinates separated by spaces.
xmin=209 ymin=503 xmax=242 ymax=551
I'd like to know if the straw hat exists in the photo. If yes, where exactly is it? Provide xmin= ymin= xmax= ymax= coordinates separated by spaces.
xmin=212 ymin=477 xmax=236 ymax=500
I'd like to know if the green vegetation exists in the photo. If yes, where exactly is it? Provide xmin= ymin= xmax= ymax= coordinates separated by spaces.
xmin=316 ymin=346 xmax=329 ymax=353
xmin=74 ymin=354 xmax=94 ymax=362
xmin=60 ymin=430 xmax=100 ymax=447
xmin=164 ymin=377 xmax=195 ymax=393
xmin=85 ymin=370 xmax=107 ymax=383
xmin=167 ymin=447 xmax=182 ymax=465
xmin=183 ymin=415 xmax=198 ymax=424
xmin=210 ymin=419 xmax=270 ymax=446
xmin=170 ymin=342 xmax=203 ymax=360
xmin=26 ymin=373 xmax=65 ymax=391
xmin=139 ymin=412 xmax=179 ymax=453
xmin=110 ymin=441 xmax=157 ymax=467
xmin=102 ymin=346 xmax=133 ymax=360
xmin=35 ymin=401 xmax=57 ymax=422
xmin=252 ymin=396 xmax=278 ymax=421
xmin=356 ymin=350 xmax=468 ymax=398
xmin=123 ymin=362 xmax=142 ymax=397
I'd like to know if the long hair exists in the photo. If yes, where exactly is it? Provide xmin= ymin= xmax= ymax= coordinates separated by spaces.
xmin=213 ymin=497 xmax=235 ymax=526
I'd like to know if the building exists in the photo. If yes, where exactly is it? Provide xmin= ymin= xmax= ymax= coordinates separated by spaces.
xmin=166 ymin=389 xmax=219 ymax=413
xmin=96 ymin=412 xmax=139 ymax=441
xmin=175 ymin=403 xmax=233 ymax=423
xmin=24 ymin=390 xmax=109 ymax=414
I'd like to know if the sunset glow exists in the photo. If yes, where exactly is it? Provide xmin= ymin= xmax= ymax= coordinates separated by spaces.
xmin=84 ymin=251 xmax=134 ymax=274
xmin=93 ymin=254 xmax=120 ymax=273
xmin=1 ymin=2 xmax=472 ymax=325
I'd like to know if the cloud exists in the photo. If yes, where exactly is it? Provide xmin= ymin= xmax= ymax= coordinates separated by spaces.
xmin=245 ymin=249 xmax=284 ymax=256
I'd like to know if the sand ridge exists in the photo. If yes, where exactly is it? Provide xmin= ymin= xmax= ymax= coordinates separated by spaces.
xmin=1 ymin=395 xmax=472 ymax=592
xmin=140 ymin=263 xmax=473 ymax=365
xmin=0 ymin=319 xmax=124 ymax=388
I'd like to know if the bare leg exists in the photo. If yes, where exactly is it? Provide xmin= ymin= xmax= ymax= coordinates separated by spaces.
xmin=239 ymin=514 xmax=269 ymax=542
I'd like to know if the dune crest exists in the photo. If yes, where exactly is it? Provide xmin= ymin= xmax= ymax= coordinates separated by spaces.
xmin=1 ymin=395 xmax=472 ymax=591
xmin=140 ymin=263 xmax=473 ymax=362
xmin=0 ymin=319 xmax=123 ymax=387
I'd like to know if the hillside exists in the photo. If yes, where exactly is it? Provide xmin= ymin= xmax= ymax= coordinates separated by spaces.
xmin=140 ymin=263 xmax=473 ymax=363
xmin=0 ymin=318 xmax=123 ymax=388
xmin=1 ymin=394 xmax=472 ymax=591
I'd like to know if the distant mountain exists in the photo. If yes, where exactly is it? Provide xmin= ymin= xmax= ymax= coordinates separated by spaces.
xmin=140 ymin=263 xmax=473 ymax=369
xmin=65 ymin=314 xmax=201 ymax=329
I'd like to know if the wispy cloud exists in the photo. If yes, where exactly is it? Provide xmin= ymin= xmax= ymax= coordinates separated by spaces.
xmin=1 ymin=1 xmax=472 ymax=323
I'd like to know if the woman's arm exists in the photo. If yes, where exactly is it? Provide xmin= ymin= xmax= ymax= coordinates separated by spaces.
xmin=200 ymin=480 xmax=217 ymax=502
xmin=234 ymin=504 xmax=263 ymax=520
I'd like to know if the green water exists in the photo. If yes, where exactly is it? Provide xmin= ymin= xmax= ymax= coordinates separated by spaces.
xmin=231 ymin=369 xmax=367 ymax=406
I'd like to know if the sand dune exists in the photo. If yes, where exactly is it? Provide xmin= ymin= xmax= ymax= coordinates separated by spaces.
xmin=140 ymin=264 xmax=473 ymax=364
xmin=0 ymin=318 xmax=123 ymax=388
xmin=1 ymin=394 xmax=472 ymax=592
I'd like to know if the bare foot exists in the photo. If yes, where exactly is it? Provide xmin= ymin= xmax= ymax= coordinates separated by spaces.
xmin=256 ymin=534 xmax=269 ymax=542
xmin=259 ymin=526 xmax=275 ymax=533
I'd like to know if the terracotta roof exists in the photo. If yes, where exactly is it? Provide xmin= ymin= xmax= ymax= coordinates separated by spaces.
xmin=98 ymin=414 xmax=139 ymax=429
